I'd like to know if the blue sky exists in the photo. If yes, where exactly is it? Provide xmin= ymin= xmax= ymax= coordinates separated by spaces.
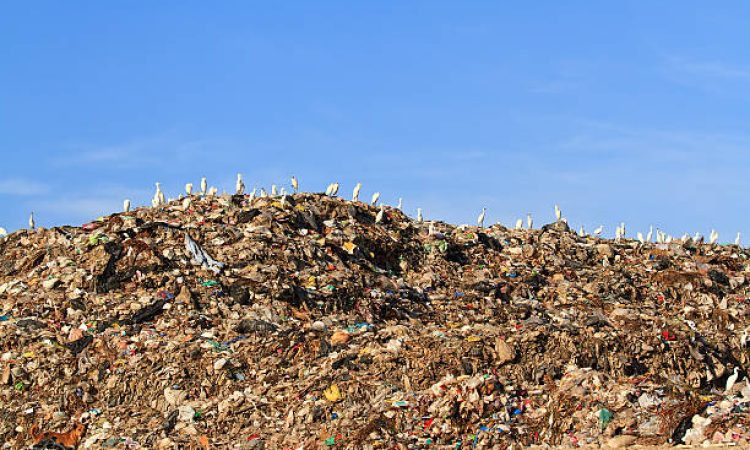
xmin=1 ymin=2 xmax=749 ymax=240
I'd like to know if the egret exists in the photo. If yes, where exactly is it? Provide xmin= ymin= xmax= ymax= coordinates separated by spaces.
xmin=200 ymin=177 xmax=207 ymax=195
xmin=249 ymin=187 xmax=257 ymax=200
xmin=370 ymin=192 xmax=380 ymax=206
xmin=29 ymin=212 xmax=35 ymax=230
xmin=554 ymin=205 xmax=561 ymax=222
xmin=736 ymin=232 xmax=742 ymax=246
xmin=397 ymin=198 xmax=403 ymax=210
xmin=259 ymin=188 xmax=268 ymax=198
xmin=593 ymin=225 xmax=603 ymax=236
xmin=477 ymin=208 xmax=486 ymax=228
xmin=637 ymin=232 xmax=644 ymax=244
xmin=291 ymin=176 xmax=298 ymax=193
xmin=742 ymin=328 xmax=749 ymax=348
xmin=646 ymin=226 xmax=653 ymax=243
xmin=0 ymin=227 xmax=6 ymax=237
xmin=515 ymin=219 xmax=523 ymax=230
xmin=331 ymin=182 xmax=339 ymax=196
xmin=428 ymin=222 xmax=436 ymax=236
xmin=416 ymin=208 xmax=423 ymax=223
xmin=280 ymin=194 xmax=288 ymax=207
xmin=709 ymin=230 xmax=719 ymax=245
xmin=280 ymin=187 xmax=287 ymax=196
xmin=153 ymin=182 xmax=163 ymax=206
xmin=352 ymin=183 xmax=362 ymax=202
xmin=726 ymin=367 xmax=740 ymax=393
xmin=579 ymin=225 xmax=585 ymax=236
xmin=527 ymin=213 xmax=533 ymax=229
xmin=619 ymin=222 xmax=626 ymax=238
xmin=325 ymin=183 xmax=333 ymax=196
xmin=123 ymin=199 xmax=131 ymax=213
xmin=271 ymin=185 xmax=278 ymax=196
xmin=185 ymin=183 xmax=193 ymax=196
xmin=208 ymin=186 xmax=218 ymax=196
xmin=615 ymin=227 xmax=622 ymax=241
xmin=182 ymin=197 xmax=191 ymax=210
xmin=236 ymin=173 xmax=245 ymax=195
xmin=375 ymin=205 xmax=385 ymax=223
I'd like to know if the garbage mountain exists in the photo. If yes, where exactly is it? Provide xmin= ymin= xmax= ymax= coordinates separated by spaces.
xmin=2 ymin=193 xmax=750 ymax=449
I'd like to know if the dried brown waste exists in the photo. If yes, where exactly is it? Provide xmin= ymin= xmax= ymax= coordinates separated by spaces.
xmin=2 ymin=193 xmax=750 ymax=449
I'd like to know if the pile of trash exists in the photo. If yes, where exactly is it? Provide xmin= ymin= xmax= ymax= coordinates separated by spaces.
xmin=2 ymin=192 xmax=750 ymax=449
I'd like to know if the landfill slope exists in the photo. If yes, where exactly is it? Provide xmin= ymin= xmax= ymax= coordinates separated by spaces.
xmin=1 ymin=193 xmax=750 ymax=449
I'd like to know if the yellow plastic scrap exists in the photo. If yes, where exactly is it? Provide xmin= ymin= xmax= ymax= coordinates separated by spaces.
xmin=324 ymin=383 xmax=343 ymax=402
xmin=466 ymin=335 xmax=482 ymax=342
xmin=343 ymin=242 xmax=357 ymax=254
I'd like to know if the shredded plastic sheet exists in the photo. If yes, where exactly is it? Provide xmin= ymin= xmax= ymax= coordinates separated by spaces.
xmin=184 ymin=232 xmax=224 ymax=274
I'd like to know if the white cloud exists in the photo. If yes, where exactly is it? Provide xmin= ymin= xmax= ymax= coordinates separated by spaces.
xmin=0 ymin=178 xmax=50 ymax=196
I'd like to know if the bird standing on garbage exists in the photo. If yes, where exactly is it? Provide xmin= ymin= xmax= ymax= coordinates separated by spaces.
xmin=397 ymin=198 xmax=403 ymax=210
xmin=515 ymin=219 xmax=523 ymax=230
xmin=200 ymin=177 xmax=207 ymax=196
xmin=123 ymin=199 xmax=131 ymax=213
xmin=527 ymin=213 xmax=533 ymax=229
xmin=477 ymin=208 xmax=486 ymax=228
xmin=579 ymin=225 xmax=585 ymax=236
xmin=710 ymin=229 xmax=719 ymax=245
xmin=249 ymin=187 xmax=257 ymax=200
xmin=291 ymin=176 xmax=298 ymax=193
xmin=416 ymin=208 xmax=423 ymax=223
xmin=594 ymin=225 xmax=603 ymax=236
xmin=370 ymin=192 xmax=380 ymax=206
xmin=646 ymin=226 xmax=653 ymax=243
xmin=271 ymin=185 xmax=278 ymax=196
xmin=325 ymin=183 xmax=333 ymax=196
xmin=375 ymin=205 xmax=385 ymax=223
xmin=726 ymin=367 xmax=740 ymax=393
xmin=185 ymin=183 xmax=193 ymax=196
xmin=554 ymin=205 xmax=561 ymax=222
xmin=0 ymin=227 xmax=6 ymax=237
xmin=29 ymin=212 xmax=35 ymax=230
xmin=352 ymin=183 xmax=362 ymax=202
xmin=736 ymin=232 xmax=742 ymax=246
xmin=236 ymin=174 xmax=245 ymax=195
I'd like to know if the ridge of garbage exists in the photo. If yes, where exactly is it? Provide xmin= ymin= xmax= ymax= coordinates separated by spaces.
xmin=2 ymin=192 xmax=749 ymax=449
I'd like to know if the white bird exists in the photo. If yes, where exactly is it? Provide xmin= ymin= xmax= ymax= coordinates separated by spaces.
xmin=185 ymin=183 xmax=193 ymax=196
xmin=352 ymin=183 xmax=362 ymax=202
xmin=259 ymin=188 xmax=268 ymax=197
xmin=666 ymin=235 xmax=674 ymax=243
xmin=181 ymin=197 xmax=191 ymax=210
xmin=645 ymin=226 xmax=653 ymax=243
xmin=236 ymin=173 xmax=245 ymax=195
xmin=291 ymin=176 xmax=298 ymax=193
xmin=680 ymin=233 xmax=689 ymax=243
xmin=736 ymin=232 xmax=742 ymax=247
xmin=527 ymin=213 xmax=533 ymax=229
xmin=123 ymin=199 xmax=131 ymax=213
xmin=554 ymin=205 xmax=561 ymax=222
xmin=428 ymin=222 xmax=436 ymax=236
xmin=637 ymin=232 xmax=645 ymax=244
xmin=593 ymin=225 xmax=603 ymax=236
xmin=200 ymin=177 xmax=207 ymax=195
xmin=515 ymin=219 xmax=523 ymax=230
xmin=331 ymin=182 xmax=339 ymax=196
xmin=397 ymin=198 xmax=403 ymax=210
xmin=578 ymin=225 xmax=585 ymax=236
xmin=375 ymin=205 xmax=385 ymax=223
xmin=249 ymin=187 xmax=257 ymax=200
xmin=280 ymin=194 xmax=288 ymax=207
xmin=619 ymin=222 xmax=626 ymax=238
xmin=477 ymin=208 xmax=486 ymax=228
xmin=709 ymin=229 xmax=719 ymax=245
xmin=370 ymin=192 xmax=381 ymax=206
xmin=416 ymin=208 xmax=423 ymax=223
xmin=271 ymin=184 xmax=278 ymax=196
xmin=280 ymin=187 xmax=287 ymax=196
xmin=615 ymin=227 xmax=622 ymax=241
xmin=0 ymin=227 xmax=6 ymax=237
xmin=741 ymin=329 xmax=749 ymax=348
xmin=29 ymin=212 xmax=35 ymax=230
xmin=153 ymin=182 xmax=163 ymax=205
xmin=325 ymin=183 xmax=333 ymax=196
xmin=726 ymin=367 xmax=740 ymax=394
xmin=208 ymin=186 xmax=218 ymax=196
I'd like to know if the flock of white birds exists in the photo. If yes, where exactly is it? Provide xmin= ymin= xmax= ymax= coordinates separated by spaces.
xmin=0 ymin=174 xmax=742 ymax=248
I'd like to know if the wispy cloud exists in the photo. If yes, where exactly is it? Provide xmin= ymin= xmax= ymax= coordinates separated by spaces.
xmin=666 ymin=57 xmax=750 ymax=80
xmin=0 ymin=178 xmax=50 ymax=196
